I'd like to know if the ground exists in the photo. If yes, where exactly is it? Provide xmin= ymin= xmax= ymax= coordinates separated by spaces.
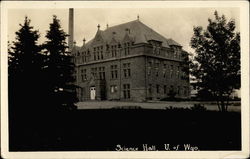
xmin=76 ymin=100 xmax=241 ymax=112
xmin=9 ymin=101 xmax=241 ymax=151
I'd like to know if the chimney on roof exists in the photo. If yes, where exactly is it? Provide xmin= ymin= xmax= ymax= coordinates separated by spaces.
xmin=106 ymin=24 xmax=109 ymax=29
xmin=68 ymin=8 xmax=74 ymax=51
xmin=137 ymin=14 xmax=140 ymax=21
xmin=97 ymin=24 xmax=100 ymax=30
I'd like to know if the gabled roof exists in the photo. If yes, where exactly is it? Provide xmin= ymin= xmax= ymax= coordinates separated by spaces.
xmin=75 ymin=19 xmax=181 ymax=50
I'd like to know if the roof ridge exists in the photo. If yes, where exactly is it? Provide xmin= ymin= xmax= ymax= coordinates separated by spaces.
xmin=105 ymin=19 xmax=138 ymax=31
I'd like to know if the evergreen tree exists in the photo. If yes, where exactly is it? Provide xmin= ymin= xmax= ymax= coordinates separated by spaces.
xmin=8 ymin=16 xmax=42 ymax=114
xmin=43 ymin=15 xmax=77 ymax=111
xmin=190 ymin=11 xmax=240 ymax=112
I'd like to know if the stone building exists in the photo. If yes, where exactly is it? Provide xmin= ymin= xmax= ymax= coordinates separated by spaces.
xmin=70 ymin=11 xmax=190 ymax=101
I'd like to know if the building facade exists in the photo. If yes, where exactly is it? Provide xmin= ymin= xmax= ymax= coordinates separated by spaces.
xmin=71 ymin=18 xmax=190 ymax=101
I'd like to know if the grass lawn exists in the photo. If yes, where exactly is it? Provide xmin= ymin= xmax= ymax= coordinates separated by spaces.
xmin=9 ymin=108 xmax=241 ymax=151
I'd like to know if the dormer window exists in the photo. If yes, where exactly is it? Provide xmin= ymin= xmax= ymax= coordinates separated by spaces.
xmin=124 ymin=42 xmax=131 ymax=56
xmin=111 ymin=45 xmax=117 ymax=57
xmin=149 ymin=40 xmax=161 ymax=55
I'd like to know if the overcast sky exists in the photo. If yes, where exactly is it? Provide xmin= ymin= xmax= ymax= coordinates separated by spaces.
xmin=8 ymin=8 xmax=239 ymax=53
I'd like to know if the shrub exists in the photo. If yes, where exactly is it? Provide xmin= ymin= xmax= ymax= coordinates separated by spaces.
xmin=190 ymin=104 xmax=207 ymax=111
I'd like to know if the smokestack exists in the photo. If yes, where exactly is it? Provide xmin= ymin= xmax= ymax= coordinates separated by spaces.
xmin=68 ymin=8 xmax=74 ymax=51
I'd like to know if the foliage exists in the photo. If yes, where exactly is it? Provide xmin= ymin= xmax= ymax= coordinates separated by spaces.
xmin=190 ymin=11 xmax=240 ymax=112
xmin=43 ymin=15 xmax=78 ymax=110
xmin=196 ymin=88 xmax=215 ymax=101
xmin=167 ymin=89 xmax=177 ymax=101
xmin=190 ymin=104 xmax=207 ymax=111
xmin=8 ymin=16 xmax=43 ymax=114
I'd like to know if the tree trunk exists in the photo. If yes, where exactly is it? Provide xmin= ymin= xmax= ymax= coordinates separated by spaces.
xmin=220 ymin=100 xmax=226 ymax=112
xmin=225 ymin=95 xmax=230 ymax=111
xmin=216 ymin=99 xmax=221 ymax=111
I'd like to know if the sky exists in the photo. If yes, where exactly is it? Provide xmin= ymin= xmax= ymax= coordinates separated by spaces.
xmin=8 ymin=7 xmax=240 ymax=53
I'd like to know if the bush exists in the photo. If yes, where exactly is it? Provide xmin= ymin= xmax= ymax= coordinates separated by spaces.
xmin=190 ymin=104 xmax=207 ymax=111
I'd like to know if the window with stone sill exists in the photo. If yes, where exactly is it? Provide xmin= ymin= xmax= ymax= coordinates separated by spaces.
xmin=111 ymin=65 xmax=118 ymax=79
xmin=123 ymin=84 xmax=130 ymax=99
xmin=98 ymin=67 xmax=105 ymax=80
xmin=110 ymin=85 xmax=118 ymax=93
xmin=123 ymin=63 xmax=131 ymax=78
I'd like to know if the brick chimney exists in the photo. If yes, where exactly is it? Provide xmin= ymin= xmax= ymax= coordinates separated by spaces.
xmin=68 ymin=8 xmax=74 ymax=51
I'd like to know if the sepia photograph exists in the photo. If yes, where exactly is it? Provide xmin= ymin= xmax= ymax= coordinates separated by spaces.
xmin=1 ymin=1 xmax=249 ymax=159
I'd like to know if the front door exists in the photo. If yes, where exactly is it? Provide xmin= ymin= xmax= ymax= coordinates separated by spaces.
xmin=90 ymin=87 xmax=96 ymax=100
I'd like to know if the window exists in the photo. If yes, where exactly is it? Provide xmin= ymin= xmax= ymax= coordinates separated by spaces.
xmin=163 ymin=63 xmax=167 ymax=78
xmin=85 ymin=52 xmax=87 ymax=62
xmin=124 ymin=42 xmax=130 ymax=56
xmin=183 ymin=86 xmax=188 ymax=96
xmin=177 ymin=86 xmax=180 ymax=95
xmin=169 ymin=85 xmax=174 ymax=93
xmin=157 ymin=46 xmax=161 ymax=55
xmin=81 ymin=69 xmax=87 ymax=82
xmin=170 ymin=65 xmax=174 ymax=78
xmin=97 ymin=51 xmax=100 ymax=60
xmin=111 ymin=45 xmax=117 ymax=57
xmin=174 ymin=47 xmax=177 ymax=58
xmin=110 ymin=85 xmax=118 ymax=93
xmin=156 ymin=84 xmax=160 ymax=93
xmin=93 ymin=46 xmax=103 ymax=60
xmin=123 ymin=84 xmax=130 ymax=99
xmin=177 ymin=66 xmax=180 ymax=79
xmin=148 ymin=84 xmax=152 ymax=94
xmin=81 ymin=53 xmax=84 ymax=63
xmin=94 ymin=52 xmax=96 ymax=61
xmin=93 ymin=48 xmax=97 ymax=61
xmin=110 ymin=65 xmax=118 ymax=79
xmin=81 ymin=69 xmax=84 ymax=82
xmin=123 ymin=63 xmax=131 ymax=78
xmin=98 ymin=67 xmax=105 ymax=80
xmin=91 ymin=68 xmax=98 ymax=79
xmin=155 ymin=61 xmax=159 ymax=77
xmin=148 ymin=61 xmax=152 ymax=76
xmin=100 ymin=50 xmax=103 ymax=59
xmin=152 ymin=44 xmax=161 ymax=54
xmin=87 ymin=50 xmax=90 ymax=62
xmin=81 ymin=51 xmax=87 ymax=63
xmin=164 ymin=85 xmax=167 ymax=94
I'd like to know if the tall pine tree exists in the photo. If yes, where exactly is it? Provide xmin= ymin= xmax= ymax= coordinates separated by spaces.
xmin=43 ymin=15 xmax=77 ymax=111
xmin=8 ymin=16 xmax=42 ymax=114
xmin=8 ymin=17 xmax=46 ymax=148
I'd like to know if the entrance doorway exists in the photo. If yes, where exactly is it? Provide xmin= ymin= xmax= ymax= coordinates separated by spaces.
xmin=90 ymin=87 xmax=96 ymax=100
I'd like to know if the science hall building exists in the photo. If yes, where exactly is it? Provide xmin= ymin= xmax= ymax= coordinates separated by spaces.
xmin=69 ymin=10 xmax=190 ymax=101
